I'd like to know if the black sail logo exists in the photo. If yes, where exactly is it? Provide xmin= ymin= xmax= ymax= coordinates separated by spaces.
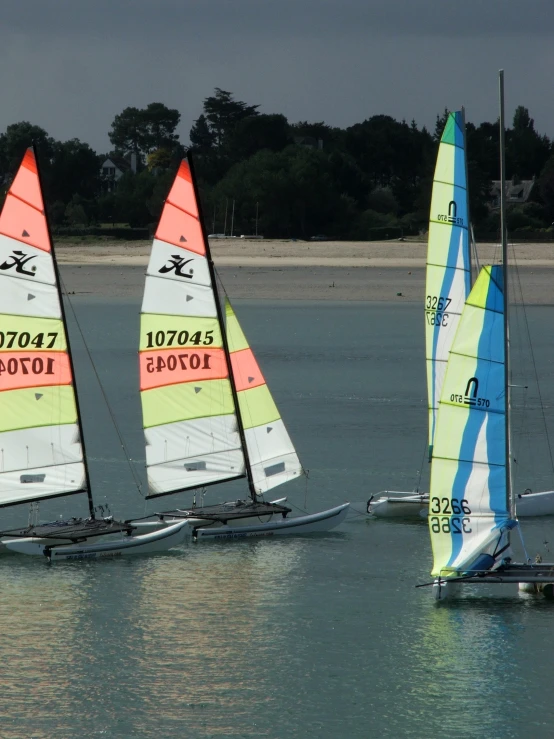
xmin=437 ymin=200 xmax=464 ymax=226
xmin=464 ymin=377 xmax=479 ymax=406
xmin=0 ymin=250 xmax=37 ymax=277
xmin=158 ymin=254 xmax=194 ymax=278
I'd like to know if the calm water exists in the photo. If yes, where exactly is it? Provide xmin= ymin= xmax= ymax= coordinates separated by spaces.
xmin=3 ymin=299 xmax=554 ymax=739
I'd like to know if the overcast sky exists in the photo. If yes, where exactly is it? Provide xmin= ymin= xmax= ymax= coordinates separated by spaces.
xmin=1 ymin=0 xmax=553 ymax=152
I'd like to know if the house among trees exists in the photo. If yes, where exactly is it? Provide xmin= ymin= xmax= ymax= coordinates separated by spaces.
xmin=100 ymin=152 xmax=138 ymax=191
xmin=490 ymin=176 xmax=536 ymax=208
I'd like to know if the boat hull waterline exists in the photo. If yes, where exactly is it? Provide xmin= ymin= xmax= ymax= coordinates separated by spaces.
xmin=369 ymin=491 xmax=554 ymax=519
xmin=132 ymin=503 xmax=350 ymax=540
xmin=3 ymin=519 xmax=189 ymax=561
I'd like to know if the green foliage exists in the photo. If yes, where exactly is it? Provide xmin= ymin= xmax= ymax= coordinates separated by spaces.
xmin=1 ymin=93 xmax=553 ymax=239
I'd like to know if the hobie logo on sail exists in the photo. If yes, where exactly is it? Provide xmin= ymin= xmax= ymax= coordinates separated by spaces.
xmin=158 ymin=254 xmax=194 ymax=278
xmin=437 ymin=200 xmax=464 ymax=226
xmin=0 ymin=250 xmax=37 ymax=277
xmin=450 ymin=377 xmax=490 ymax=408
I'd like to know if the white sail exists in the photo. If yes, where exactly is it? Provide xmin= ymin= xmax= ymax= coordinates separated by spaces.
xmin=0 ymin=149 xmax=86 ymax=505
xmin=140 ymin=161 xmax=245 ymax=498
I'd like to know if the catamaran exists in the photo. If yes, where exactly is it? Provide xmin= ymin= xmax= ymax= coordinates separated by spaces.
xmin=370 ymin=110 xmax=554 ymax=519
xmin=369 ymin=110 xmax=471 ymax=518
xmin=0 ymin=148 xmax=189 ymax=560
xmin=131 ymin=153 xmax=349 ymax=540
xmin=419 ymin=71 xmax=554 ymax=600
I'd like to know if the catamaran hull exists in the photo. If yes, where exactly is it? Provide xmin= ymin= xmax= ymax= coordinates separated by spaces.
xmin=368 ymin=493 xmax=428 ymax=519
xmin=3 ymin=519 xmax=189 ymax=561
xmin=371 ymin=489 xmax=554 ymax=519
xmin=515 ymin=491 xmax=554 ymax=517
xmin=189 ymin=503 xmax=350 ymax=540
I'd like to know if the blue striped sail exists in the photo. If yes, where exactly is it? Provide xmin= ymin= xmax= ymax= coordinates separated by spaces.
xmin=429 ymin=266 xmax=516 ymax=578
xmin=426 ymin=111 xmax=471 ymax=459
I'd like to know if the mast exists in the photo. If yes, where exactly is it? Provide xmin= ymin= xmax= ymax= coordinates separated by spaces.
xmin=34 ymin=146 xmax=95 ymax=518
xmin=499 ymin=70 xmax=513 ymax=517
xmin=461 ymin=106 xmax=473 ymax=286
xmin=187 ymin=152 xmax=258 ymax=501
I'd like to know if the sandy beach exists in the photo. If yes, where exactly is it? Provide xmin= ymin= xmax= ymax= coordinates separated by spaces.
xmin=55 ymin=238 xmax=554 ymax=303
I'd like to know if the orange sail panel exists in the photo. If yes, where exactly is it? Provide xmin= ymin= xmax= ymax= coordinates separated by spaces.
xmin=140 ymin=158 xmax=245 ymax=497
xmin=0 ymin=149 xmax=86 ymax=505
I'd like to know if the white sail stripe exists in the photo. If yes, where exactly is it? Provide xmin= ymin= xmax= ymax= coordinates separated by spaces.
xmin=0 ymin=423 xmax=82 ymax=474
xmin=0 ymin=461 xmax=86 ymax=506
xmin=244 ymin=420 xmax=298 ymax=466
xmin=147 ymin=449 xmax=245 ymax=494
xmin=0 ymin=274 xmax=61 ymax=319
xmin=0 ymin=234 xmax=56 ymax=287
xmin=145 ymin=415 xmax=241 ymax=467
xmin=146 ymin=239 xmax=211 ymax=288
xmin=250 ymin=452 xmax=303 ymax=494
xmin=142 ymin=275 xmax=217 ymax=318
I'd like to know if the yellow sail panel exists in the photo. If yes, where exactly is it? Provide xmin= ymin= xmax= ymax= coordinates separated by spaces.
xmin=141 ymin=378 xmax=235 ymax=428
xmin=237 ymin=385 xmax=280 ymax=430
xmin=0 ymin=385 xmax=77 ymax=433
xmin=0 ymin=315 xmax=66 ymax=352
xmin=225 ymin=300 xmax=249 ymax=352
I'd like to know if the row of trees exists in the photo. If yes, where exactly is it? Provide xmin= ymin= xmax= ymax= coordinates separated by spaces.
xmin=1 ymin=89 xmax=554 ymax=239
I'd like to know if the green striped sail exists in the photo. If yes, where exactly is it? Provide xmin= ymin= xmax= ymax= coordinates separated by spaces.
xmin=426 ymin=111 xmax=471 ymax=460
xmin=429 ymin=265 xmax=516 ymax=578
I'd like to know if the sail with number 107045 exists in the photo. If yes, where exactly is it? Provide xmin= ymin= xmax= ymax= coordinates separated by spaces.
xmin=426 ymin=111 xmax=471 ymax=460
xmin=139 ymin=160 xmax=246 ymax=498
xmin=429 ymin=265 xmax=516 ymax=578
xmin=0 ymin=148 xmax=86 ymax=506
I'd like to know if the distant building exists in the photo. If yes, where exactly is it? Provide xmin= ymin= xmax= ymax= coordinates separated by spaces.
xmin=100 ymin=153 xmax=138 ymax=191
xmin=490 ymin=176 xmax=535 ymax=208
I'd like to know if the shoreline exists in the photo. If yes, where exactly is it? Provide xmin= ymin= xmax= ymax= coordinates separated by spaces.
xmin=55 ymin=239 xmax=554 ymax=303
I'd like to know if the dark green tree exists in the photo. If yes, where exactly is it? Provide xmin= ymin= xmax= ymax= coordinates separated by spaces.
xmin=201 ymin=88 xmax=259 ymax=147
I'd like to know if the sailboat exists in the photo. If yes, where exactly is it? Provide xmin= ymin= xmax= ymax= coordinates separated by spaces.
xmin=370 ymin=110 xmax=554 ymax=519
xmin=420 ymin=71 xmax=554 ymax=600
xmin=369 ymin=110 xmax=471 ymax=517
xmin=0 ymin=148 xmax=189 ymax=560
xmin=131 ymin=153 xmax=349 ymax=540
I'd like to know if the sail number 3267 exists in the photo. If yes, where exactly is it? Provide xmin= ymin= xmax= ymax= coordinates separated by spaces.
xmin=426 ymin=296 xmax=451 ymax=327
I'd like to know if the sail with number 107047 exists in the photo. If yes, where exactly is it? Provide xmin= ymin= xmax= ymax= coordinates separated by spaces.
xmin=429 ymin=265 xmax=516 ymax=578
xmin=0 ymin=148 xmax=86 ymax=506
xmin=426 ymin=111 xmax=471 ymax=461
xmin=139 ymin=160 xmax=246 ymax=497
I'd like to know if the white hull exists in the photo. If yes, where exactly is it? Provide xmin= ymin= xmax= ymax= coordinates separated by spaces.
xmin=515 ymin=490 xmax=554 ymax=517
xmin=133 ymin=503 xmax=349 ymax=541
xmin=368 ymin=492 xmax=428 ymax=519
xmin=371 ymin=489 xmax=554 ymax=519
xmin=3 ymin=519 xmax=189 ymax=561
xmin=192 ymin=503 xmax=349 ymax=540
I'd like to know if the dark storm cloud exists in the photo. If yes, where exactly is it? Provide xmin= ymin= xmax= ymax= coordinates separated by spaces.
xmin=0 ymin=1 xmax=553 ymax=151
xmin=2 ymin=0 xmax=554 ymax=40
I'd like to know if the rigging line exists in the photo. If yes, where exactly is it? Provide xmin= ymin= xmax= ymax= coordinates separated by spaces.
xmin=511 ymin=244 xmax=554 ymax=478
xmin=58 ymin=276 xmax=145 ymax=498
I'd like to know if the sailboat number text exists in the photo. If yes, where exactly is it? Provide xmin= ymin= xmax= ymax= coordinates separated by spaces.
xmin=0 ymin=331 xmax=58 ymax=349
xmin=426 ymin=296 xmax=451 ymax=327
xmin=145 ymin=353 xmax=211 ymax=373
xmin=145 ymin=330 xmax=214 ymax=348
xmin=430 ymin=516 xmax=472 ymax=534
xmin=0 ymin=357 xmax=55 ymax=375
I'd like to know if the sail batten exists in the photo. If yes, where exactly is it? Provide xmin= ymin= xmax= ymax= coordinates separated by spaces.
xmin=429 ymin=265 xmax=515 ymax=577
xmin=426 ymin=111 xmax=471 ymax=458
xmin=0 ymin=148 xmax=87 ymax=505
